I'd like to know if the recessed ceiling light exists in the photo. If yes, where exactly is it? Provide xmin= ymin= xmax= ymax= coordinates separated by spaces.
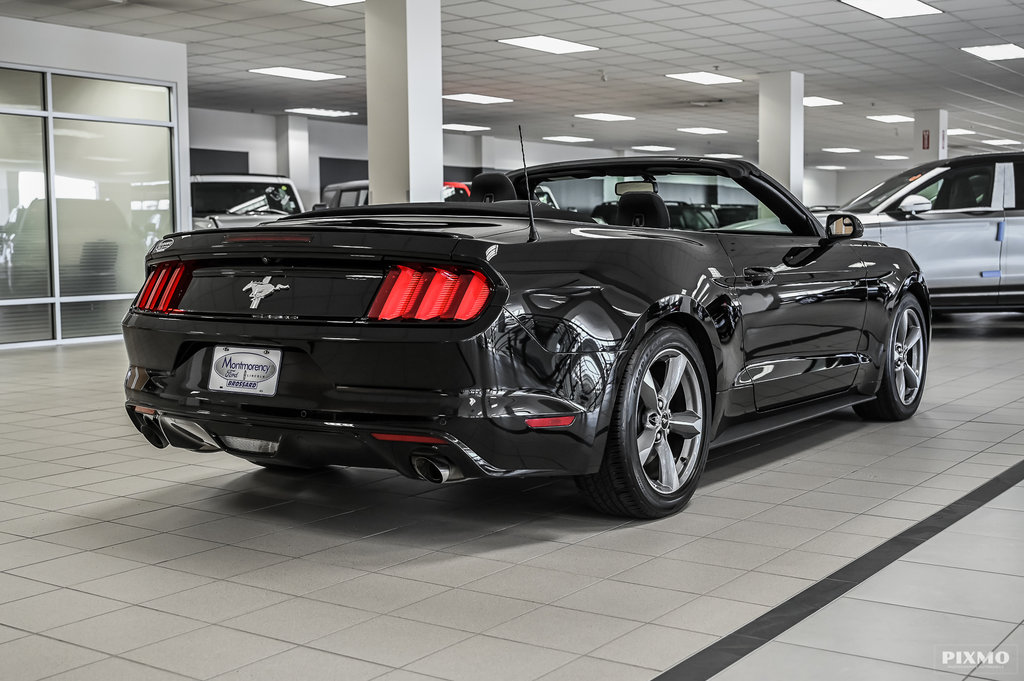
xmin=442 ymin=123 xmax=490 ymax=132
xmin=442 ymin=93 xmax=513 ymax=105
xmin=632 ymin=145 xmax=676 ymax=152
xmin=298 ymin=0 xmax=364 ymax=5
xmin=803 ymin=96 xmax=844 ymax=107
xmin=666 ymin=72 xmax=742 ymax=85
xmin=817 ymin=165 xmax=847 ymax=170
xmin=678 ymin=127 xmax=728 ymax=135
xmin=982 ymin=139 xmax=1021 ymax=146
xmin=285 ymin=108 xmax=357 ymax=117
xmin=249 ymin=67 xmax=345 ymax=81
xmin=875 ymin=154 xmax=909 ymax=160
xmin=705 ymin=153 xmax=743 ymax=159
xmin=543 ymin=135 xmax=594 ymax=143
xmin=867 ymin=114 xmax=915 ymax=123
xmin=839 ymin=0 xmax=941 ymax=19
xmin=498 ymin=35 xmax=598 ymax=54
xmin=947 ymin=128 xmax=976 ymax=135
xmin=823 ymin=147 xmax=860 ymax=153
xmin=961 ymin=44 xmax=1024 ymax=61
xmin=574 ymin=113 xmax=635 ymax=122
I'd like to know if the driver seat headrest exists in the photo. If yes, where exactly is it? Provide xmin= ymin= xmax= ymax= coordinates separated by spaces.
xmin=616 ymin=191 xmax=670 ymax=228
xmin=470 ymin=173 xmax=518 ymax=202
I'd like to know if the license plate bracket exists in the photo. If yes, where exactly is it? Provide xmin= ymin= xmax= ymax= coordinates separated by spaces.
xmin=208 ymin=346 xmax=283 ymax=397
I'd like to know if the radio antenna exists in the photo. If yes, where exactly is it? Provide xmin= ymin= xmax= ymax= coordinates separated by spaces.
xmin=519 ymin=124 xmax=539 ymax=243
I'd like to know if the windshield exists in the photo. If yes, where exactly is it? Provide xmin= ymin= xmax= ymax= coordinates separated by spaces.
xmin=192 ymin=182 xmax=301 ymax=217
xmin=843 ymin=167 xmax=945 ymax=213
xmin=533 ymin=171 xmax=792 ymax=233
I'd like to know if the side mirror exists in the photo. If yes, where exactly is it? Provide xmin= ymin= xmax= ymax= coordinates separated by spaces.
xmin=825 ymin=212 xmax=864 ymax=241
xmin=898 ymin=194 xmax=932 ymax=215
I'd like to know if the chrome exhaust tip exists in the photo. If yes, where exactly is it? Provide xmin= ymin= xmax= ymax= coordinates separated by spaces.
xmin=158 ymin=417 xmax=220 ymax=452
xmin=411 ymin=455 xmax=454 ymax=484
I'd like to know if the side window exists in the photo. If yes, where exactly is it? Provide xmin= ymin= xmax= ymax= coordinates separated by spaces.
xmin=920 ymin=164 xmax=994 ymax=210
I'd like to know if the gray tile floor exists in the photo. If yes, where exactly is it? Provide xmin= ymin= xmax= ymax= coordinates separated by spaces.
xmin=0 ymin=313 xmax=1022 ymax=681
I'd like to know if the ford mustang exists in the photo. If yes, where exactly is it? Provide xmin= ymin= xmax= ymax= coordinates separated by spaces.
xmin=123 ymin=158 xmax=929 ymax=518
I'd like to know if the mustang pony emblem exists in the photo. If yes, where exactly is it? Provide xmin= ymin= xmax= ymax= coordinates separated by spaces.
xmin=242 ymin=276 xmax=289 ymax=309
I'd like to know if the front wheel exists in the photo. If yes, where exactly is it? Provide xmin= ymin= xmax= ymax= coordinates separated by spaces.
xmin=855 ymin=296 xmax=928 ymax=421
xmin=577 ymin=325 xmax=711 ymax=518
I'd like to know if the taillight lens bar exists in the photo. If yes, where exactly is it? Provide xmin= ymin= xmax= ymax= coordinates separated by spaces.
xmin=135 ymin=262 xmax=192 ymax=313
xmin=367 ymin=264 xmax=492 ymax=322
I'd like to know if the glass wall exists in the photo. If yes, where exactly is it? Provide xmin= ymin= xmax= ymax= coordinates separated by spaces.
xmin=0 ymin=65 xmax=176 ymax=344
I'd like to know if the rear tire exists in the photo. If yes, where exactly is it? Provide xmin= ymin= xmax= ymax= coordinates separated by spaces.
xmin=577 ymin=325 xmax=711 ymax=519
xmin=855 ymin=296 xmax=927 ymax=421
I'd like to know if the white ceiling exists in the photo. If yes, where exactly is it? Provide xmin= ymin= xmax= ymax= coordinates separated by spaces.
xmin=2 ymin=0 xmax=1023 ymax=169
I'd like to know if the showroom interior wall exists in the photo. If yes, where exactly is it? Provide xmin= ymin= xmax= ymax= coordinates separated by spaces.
xmin=0 ymin=16 xmax=189 ymax=347
xmin=189 ymin=107 xmax=856 ymax=206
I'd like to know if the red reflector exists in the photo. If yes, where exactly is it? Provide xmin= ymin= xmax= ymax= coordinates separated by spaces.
xmin=367 ymin=264 xmax=492 ymax=323
xmin=525 ymin=415 xmax=576 ymax=428
xmin=224 ymin=234 xmax=312 ymax=243
xmin=134 ymin=406 xmax=156 ymax=415
xmin=370 ymin=432 xmax=448 ymax=444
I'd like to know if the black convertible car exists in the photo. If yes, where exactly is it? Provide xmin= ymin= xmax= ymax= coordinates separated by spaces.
xmin=123 ymin=158 xmax=929 ymax=518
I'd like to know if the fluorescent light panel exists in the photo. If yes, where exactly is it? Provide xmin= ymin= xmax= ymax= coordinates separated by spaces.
xmin=575 ymin=113 xmax=635 ymax=122
xmin=442 ymin=93 xmax=512 ymax=104
xmin=947 ymin=128 xmax=976 ymax=135
xmin=678 ymin=127 xmax=728 ymax=135
xmin=249 ymin=67 xmax=345 ymax=81
xmin=666 ymin=71 xmax=742 ymax=85
xmin=867 ymin=114 xmax=914 ymax=123
xmin=298 ymin=0 xmax=364 ymax=5
xmin=875 ymin=154 xmax=909 ymax=160
xmin=823 ymin=147 xmax=860 ymax=153
xmin=498 ymin=35 xmax=597 ymax=54
xmin=442 ymin=123 xmax=490 ymax=132
xmin=840 ymin=0 xmax=941 ymax=19
xmin=543 ymin=135 xmax=593 ymax=143
xmin=705 ymin=153 xmax=743 ymax=159
xmin=285 ymin=108 xmax=357 ymax=117
xmin=632 ymin=145 xmax=675 ymax=152
xmin=817 ymin=165 xmax=847 ymax=170
xmin=961 ymin=44 xmax=1024 ymax=61
xmin=982 ymin=139 xmax=1021 ymax=146
xmin=803 ymin=96 xmax=843 ymax=107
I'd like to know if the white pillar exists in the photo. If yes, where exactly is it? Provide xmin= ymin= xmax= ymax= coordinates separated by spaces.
xmin=758 ymin=71 xmax=804 ymax=201
xmin=912 ymin=109 xmax=948 ymax=165
xmin=365 ymin=0 xmax=443 ymax=204
xmin=275 ymin=114 xmax=312 ymax=207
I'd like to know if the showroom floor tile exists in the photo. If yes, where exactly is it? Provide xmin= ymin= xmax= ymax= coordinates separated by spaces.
xmin=0 ymin=314 xmax=1023 ymax=680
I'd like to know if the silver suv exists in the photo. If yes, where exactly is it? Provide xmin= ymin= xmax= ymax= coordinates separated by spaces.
xmin=191 ymin=174 xmax=304 ymax=230
xmin=834 ymin=152 xmax=1022 ymax=311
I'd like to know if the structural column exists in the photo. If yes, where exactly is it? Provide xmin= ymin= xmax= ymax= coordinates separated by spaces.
xmin=758 ymin=71 xmax=804 ymax=201
xmin=912 ymin=109 xmax=948 ymax=164
xmin=365 ymin=0 xmax=443 ymax=204
xmin=275 ymin=114 xmax=311 ymax=207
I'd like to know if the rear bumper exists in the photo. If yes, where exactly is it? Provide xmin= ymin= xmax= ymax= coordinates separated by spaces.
xmin=122 ymin=312 xmax=619 ymax=478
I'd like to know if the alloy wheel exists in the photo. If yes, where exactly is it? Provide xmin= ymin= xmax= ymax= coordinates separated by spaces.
xmin=892 ymin=306 xmax=925 ymax=405
xmin=635 ymin=347 xmax=704 ymax=494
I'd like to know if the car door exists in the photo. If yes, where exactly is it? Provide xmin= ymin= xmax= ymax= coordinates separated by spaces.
xmin=899 ymin=161 xmax=1006 ymax=308
xmin=1001 ymin=161 xmax=1024 ymax=307
xmin=713 ymin=211 xmax=867 ymax=412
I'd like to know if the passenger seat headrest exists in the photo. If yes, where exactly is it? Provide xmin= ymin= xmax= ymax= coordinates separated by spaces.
xmin=470 ymin=172 xmax=518 ymax=202
xmin=616 ymin=191 xmax=670 ymax=229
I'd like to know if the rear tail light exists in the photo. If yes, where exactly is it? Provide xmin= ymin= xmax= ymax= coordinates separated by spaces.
xmin=135 ymin=262 xmax=192 ymax=313
xmin=367 ymin=265 xmax=492 ymax=322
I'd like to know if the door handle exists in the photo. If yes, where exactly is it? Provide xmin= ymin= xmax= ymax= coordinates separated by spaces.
xmin=743 ymin=266 xmax=775 ymax=285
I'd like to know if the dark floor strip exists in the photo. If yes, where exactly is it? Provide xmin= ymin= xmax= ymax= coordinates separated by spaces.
xmin=654 ymin=457 xmax=1024 ymax=681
